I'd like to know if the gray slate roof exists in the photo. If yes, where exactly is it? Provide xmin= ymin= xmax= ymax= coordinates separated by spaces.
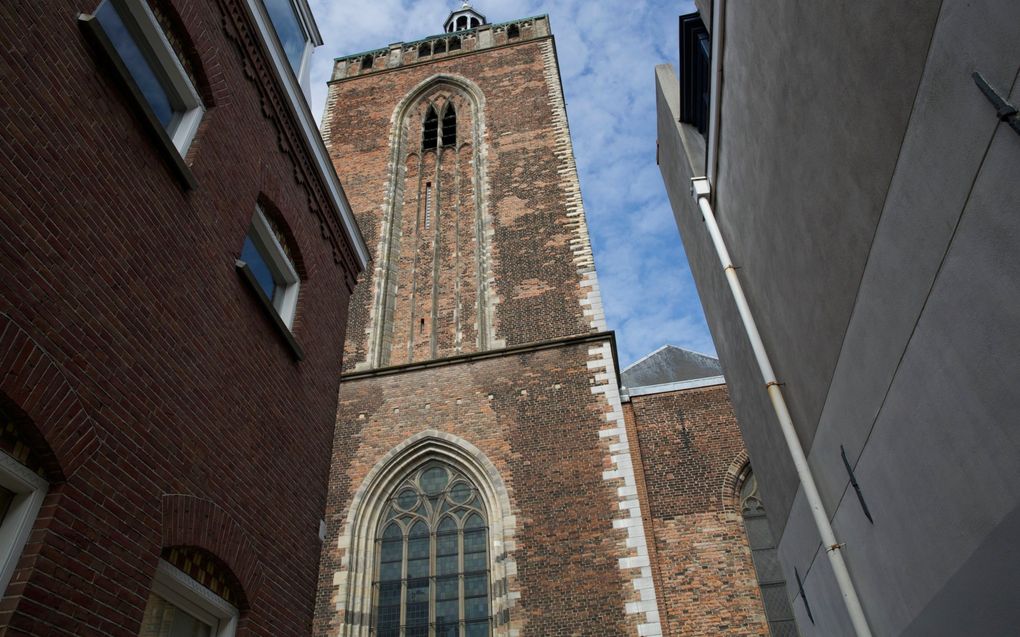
xmin=621 ymin=345 xmax=723 ymax=389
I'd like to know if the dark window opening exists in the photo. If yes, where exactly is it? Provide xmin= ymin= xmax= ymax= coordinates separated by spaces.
xmin=470 ymin=18 xmax=479 ymax=28
xmin=418 ymin=42 xmax=431 ymax=57
xmin=449 ymin=36 xmax=461 ymax=51
xmin=433 ymin=39 xmax=446 ymax=54
xmin=361 ymin=55 xmax=373 ymax=69
xmin=679 ymin=12 xmax=711 ymax=136
xmin=419 ymin=318 xmax=425 ymax=334
xmin=441 ymin=105 xmax=457 ymax=147
xmin=422 ymin=106 xmax=438 ymax=150
xmin=456 ymin=16 xmax=467 ymax=30
xmin=507 ymin=24 xmax=520 ymax=39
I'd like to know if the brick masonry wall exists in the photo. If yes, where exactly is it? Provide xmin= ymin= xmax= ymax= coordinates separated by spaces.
xmin=626 ymin=385 xmax=770 ymax=636
xmin=322 ymin=34 xmax=600 ymax=371
xmin=0 ymin=0 xmax=360 ymax=634
xmin=315 ymin=340 xmax=645 ymax=637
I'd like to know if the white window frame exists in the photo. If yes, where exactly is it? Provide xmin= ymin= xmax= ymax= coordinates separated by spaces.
xmin=150 ymin=559 xmax=239 ymax=637
xmin=259 ymin=0 xmax=318 ymax=95
xmin=0 ymin=452 xmax=48 ymax=595
xmin=248 ymin=205 xmax=300 ymax=328
xmin=96 ymin=0 xmax=205 ymax=155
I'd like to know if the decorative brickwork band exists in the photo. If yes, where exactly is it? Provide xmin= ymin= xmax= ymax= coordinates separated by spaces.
xmin=0 ymin=313 xmax=100 ymax=481
xmin=330 ymin=430 xmax=518 ymax=637
xmin=538 ymin=41 xmax=607 ymax=334
xmin=160 ymin=494 xmax=263 ymax=605
xmin=589 ymin=342 xmax=663 ymax=636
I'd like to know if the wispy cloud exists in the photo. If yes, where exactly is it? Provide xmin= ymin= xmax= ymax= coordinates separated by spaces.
xmin=308 ymin=0 xmax=714 ymax=365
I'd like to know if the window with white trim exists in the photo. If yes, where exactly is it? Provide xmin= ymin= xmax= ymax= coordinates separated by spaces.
xmin=138 ymin=560 xmax=239 ymax=637
xmin=239 ymin=205 xmax=300 ymax=328
xmin=0 ymin=407 xmax=48 ymax=596
xmin=262 ymin=0 xmax=315 ymax=89
xmin=92 ymin=0 xmax=205 ymax=155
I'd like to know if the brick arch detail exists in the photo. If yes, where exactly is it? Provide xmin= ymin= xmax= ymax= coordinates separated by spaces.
xmin=160 ymin=494 xmax=263 ymax=605
xmin=0 ymin=312 xmax=101 ymax=481
xmin=361 ymin=73 xmax=502 ymax=369
xmin=721 ymin=449 xmax=752 ymax=514
xmin=331 ymin=429 xmax=518 ymax=637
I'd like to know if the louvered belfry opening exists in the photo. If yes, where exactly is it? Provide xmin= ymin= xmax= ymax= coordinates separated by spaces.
xmin=422 ymin=106 xmax=439 ymax=150
xmin=442 ymin=105 xmax=457 ymax=147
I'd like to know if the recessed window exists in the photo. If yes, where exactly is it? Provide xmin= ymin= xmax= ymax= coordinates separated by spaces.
xmin=239 ymin=206 xmax=300 ymax=328
xmin=92 ymin=0 xmax=204 ymax=154
xmin=739 ymin=468 xmax=800 ymax=636
xmin=263 ymin=0 xmax=313 ymax=85
xmin=373 ymin=463 xmax=491 ymax=637
xmin=424 ymin=182 xmax=432 ymax=229
xmin=679 ymin=12 xmax=711 ymax=136
xmin=0 ymin=409 xmax=48 ymax=596
xmin=422 ymin=106 xmax=439 ymax=150
xmin=442 ymin=104 xmax=457 ymax=147
xmin=138 ymin=560 xmax=239 ymax=637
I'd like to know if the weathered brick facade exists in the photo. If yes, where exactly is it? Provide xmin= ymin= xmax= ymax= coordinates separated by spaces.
xmin=625 ymin=385 xmax=769 ymax=636
xmin=0 ymin=0 xmax=363 ymax=634
xmin=314 ymin=11 xmax=772 ymax=637
xmin=315 ymin=14 xmax=659 ymax=637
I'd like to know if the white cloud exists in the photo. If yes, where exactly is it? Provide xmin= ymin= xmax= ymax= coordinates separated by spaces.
xmin=308 ymin=0 xmax=713 ymax=366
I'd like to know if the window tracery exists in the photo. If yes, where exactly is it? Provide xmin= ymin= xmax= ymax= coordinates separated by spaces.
xmin=373 ymin=462 xmax=491 ymax=637
xmin=739 ymin=468 xmax=800 ymax=636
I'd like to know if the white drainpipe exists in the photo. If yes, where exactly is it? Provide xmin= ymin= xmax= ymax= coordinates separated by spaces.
xmin=691 ymin=177 xmax=872 ymax=637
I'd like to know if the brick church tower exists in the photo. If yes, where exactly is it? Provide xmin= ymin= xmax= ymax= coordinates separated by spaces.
xmin=313 ymin=6 xmax=664 ymax=637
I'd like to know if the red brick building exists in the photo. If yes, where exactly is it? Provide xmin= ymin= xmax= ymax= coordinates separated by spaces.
xmin=314 ymin=7 xmax=789 ymax=636
xmin=0 ymin=0 xmax=367 ymax=635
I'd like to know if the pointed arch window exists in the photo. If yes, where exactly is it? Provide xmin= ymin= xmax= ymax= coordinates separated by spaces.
xmin=422 ymin=106 xmax=439 ymax=150
xmin=441 ymin=105 xmax=457 ymax=147
xmin=372 ymin=462 xmax=491 ymax=637
xmin=739 ymin=468 xmax=800 ymax=636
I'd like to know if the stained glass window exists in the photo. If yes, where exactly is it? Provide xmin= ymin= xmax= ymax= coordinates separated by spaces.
xmin=372 ymin=462 xmax=491 ymax=637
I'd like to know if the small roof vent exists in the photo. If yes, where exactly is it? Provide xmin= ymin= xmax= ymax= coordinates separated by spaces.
xmin=444 ymin=2 xmax=487 ymax=33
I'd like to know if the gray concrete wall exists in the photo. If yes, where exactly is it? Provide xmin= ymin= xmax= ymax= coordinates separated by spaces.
xmin=659 ymin=0 xmax=1020 ymax=634
xmin=710 ymin=0 xmax=941 ymax=526
xmin=782 ymin=2 xmax=1020 ymax=633
xmin=660 ymin=0 xmax=1020 ymax=631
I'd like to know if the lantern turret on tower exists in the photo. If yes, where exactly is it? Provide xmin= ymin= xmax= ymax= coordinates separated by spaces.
xmin=444 ymin=2 xmax=486 ymax=32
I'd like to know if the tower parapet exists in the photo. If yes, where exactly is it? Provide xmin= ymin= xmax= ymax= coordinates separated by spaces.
xmin=330 ymin=15 xmax=550 ymax=81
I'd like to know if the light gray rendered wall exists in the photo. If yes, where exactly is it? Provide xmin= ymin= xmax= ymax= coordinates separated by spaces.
xmin=659 ymin=0 xmax=1020 ymax=634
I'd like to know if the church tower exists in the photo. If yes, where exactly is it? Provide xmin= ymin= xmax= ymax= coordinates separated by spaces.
xmin=314 ymin=7 xmax=662 ymax=636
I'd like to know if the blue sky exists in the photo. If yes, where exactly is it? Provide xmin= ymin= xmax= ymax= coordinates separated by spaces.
xmin=307 ymin=0 xmax=712 ymax=367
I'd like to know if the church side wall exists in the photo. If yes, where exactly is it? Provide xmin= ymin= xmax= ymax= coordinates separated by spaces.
xmin=628 ymin=385 xmax=768 ymax=637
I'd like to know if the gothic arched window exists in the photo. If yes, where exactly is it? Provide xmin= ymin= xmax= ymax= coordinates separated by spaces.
xmin=739 ymin=468 xmax=800 ymax=636
xmin=422 ymin=106 xmax=439 ymax=150
xmin=441 ymin=104 xmax=457 ymax=147
xmin=373 ymin=462 xmax=491 ymax=637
